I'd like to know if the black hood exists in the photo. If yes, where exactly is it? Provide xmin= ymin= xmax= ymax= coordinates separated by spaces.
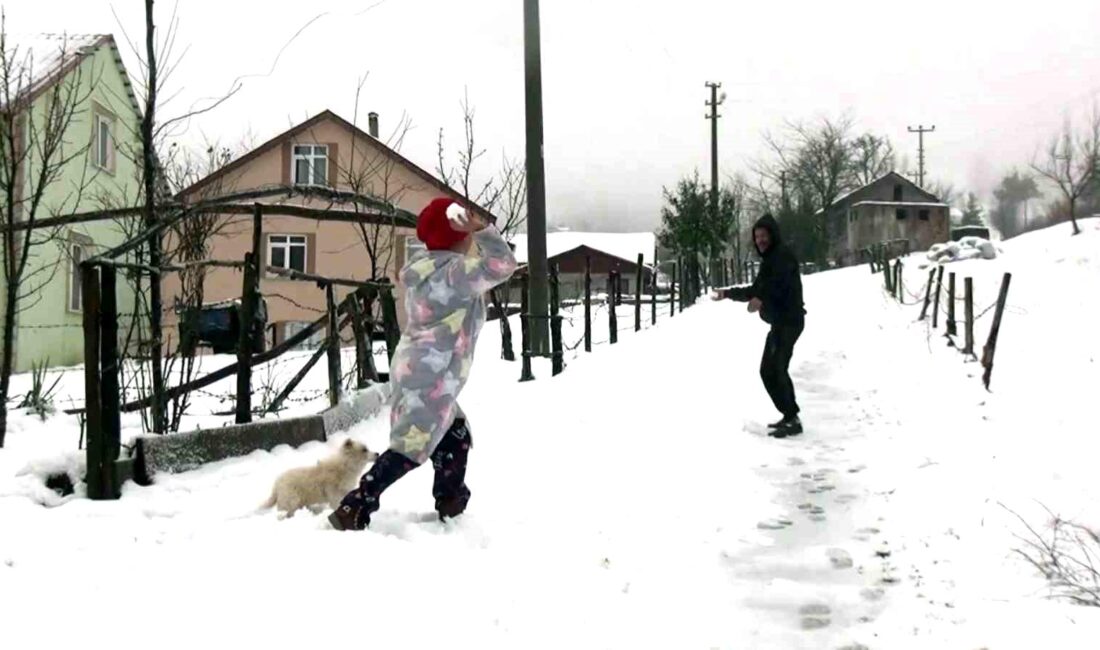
xmin=752 ymin=213 xmax=782 ymax=256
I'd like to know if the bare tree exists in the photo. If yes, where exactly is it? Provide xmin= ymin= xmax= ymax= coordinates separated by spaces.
xmin=1031 ymin=109 xmax=1100 ymax=236
xmin=850 ymin=133 xmax=895 ymax=187
xmin=0 ymin=28 xmax=100 ymax=447
xmin=436 ymin=90 xmax=504 ymax=212
xmin=759 ymin=115 xmax=856 ymax=262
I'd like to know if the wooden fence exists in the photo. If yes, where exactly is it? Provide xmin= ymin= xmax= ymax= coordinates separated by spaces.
xmin=873 ymin=252 xmax=1012 ymax=391
xmin=76 ymin=187 xmax=416 ymax=499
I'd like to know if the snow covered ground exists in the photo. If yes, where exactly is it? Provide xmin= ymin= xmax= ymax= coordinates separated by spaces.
xmin=1 ymin=219 xmax=1098 ymax=648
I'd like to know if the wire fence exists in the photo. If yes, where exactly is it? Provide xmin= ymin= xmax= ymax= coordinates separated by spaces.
xmin=877 ymin=253 xmax=1014 ymax=390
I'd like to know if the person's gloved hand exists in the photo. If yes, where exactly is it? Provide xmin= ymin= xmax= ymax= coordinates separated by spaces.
xmin=747 ymin=297 xmax=762 ymax=313
xmin=709 ymin=289 xmax=725 ymax=301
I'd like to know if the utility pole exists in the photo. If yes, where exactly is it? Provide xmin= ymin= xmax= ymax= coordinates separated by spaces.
xmin=704 ymin=81 xmax=724 ymax=303
xmin=907 ymin=124 xmax=936 ymax=188
xmin=523 ymin=0 xmax=549 ymax=355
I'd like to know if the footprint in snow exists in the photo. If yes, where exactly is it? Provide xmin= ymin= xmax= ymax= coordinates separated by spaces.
xmin=799 ymin=603 xmax=832 ymax=630
xmin=757 ymin=517 xmax=794 ymax=531
xmin=827 ymin=548 xmax=854 ymax=569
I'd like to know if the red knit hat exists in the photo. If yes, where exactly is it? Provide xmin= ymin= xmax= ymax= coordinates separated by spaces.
xmin=416 ymin=197 xmax=469 ymax=251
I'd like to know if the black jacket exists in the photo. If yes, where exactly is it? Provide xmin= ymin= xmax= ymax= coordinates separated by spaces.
xmin=724 ymin=214 xmax=806 ymax=326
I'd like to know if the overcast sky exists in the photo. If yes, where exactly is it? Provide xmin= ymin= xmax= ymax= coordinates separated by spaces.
xmin=6 ymin=0 xmax=1100 ymax=230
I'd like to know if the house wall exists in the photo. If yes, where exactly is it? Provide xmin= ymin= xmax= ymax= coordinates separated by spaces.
xmin=825 ymin=174 xmax=948 ymax=266
xmin=839 ymin=204 xmax=949 ymax=264
xmin=2 ymin=42 xmax=142 ymax=372
xmin=166 ymin=116 xmax=461 ymax=350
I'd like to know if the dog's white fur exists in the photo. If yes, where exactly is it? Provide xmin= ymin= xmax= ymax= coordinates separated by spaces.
xmin=260 ymin=439 xmax=377 ymax=517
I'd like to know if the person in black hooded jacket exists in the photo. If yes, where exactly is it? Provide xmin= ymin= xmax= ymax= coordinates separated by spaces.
xmin=711 ymin=213 xmax=806 ymax=437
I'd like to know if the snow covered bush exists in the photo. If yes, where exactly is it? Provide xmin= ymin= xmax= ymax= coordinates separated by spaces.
xmin=925 ymin=237 xmax=999 ymax=264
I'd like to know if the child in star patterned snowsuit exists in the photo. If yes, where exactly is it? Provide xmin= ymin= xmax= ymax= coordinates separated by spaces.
xmin=329 ymin=197 xmax=516 ymax=531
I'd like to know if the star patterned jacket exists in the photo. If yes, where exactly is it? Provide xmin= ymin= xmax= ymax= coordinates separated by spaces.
xmin=387 ymin=226 xmax=517 ymax=463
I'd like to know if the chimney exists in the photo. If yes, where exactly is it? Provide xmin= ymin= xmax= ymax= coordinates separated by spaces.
xmin=368 ymin=112 xmax=379 ymax=138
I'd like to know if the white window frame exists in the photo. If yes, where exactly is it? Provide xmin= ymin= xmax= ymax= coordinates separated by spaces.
xmin=92 ymin=112 xmax=114 ymax=172
xmin=68 ymin=243 xmax=85 ymax=313
xmin=291 ymin=144 xmax=328 ymax=186
xmin=267 ymin=234 xmax=308 ymax=276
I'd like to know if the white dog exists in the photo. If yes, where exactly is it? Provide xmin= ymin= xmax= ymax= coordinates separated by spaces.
xmin=260 ymin=439 xmax=377 ymax=517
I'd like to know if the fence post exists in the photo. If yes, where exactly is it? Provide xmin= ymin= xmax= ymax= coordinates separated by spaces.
xmin=634 ymin=253 xmax=643 ymax=332
xmin=650 ymin=260 xmax=657 ymax=326
xmin=519 ymin=274 xmax=534 ymax=381
xmin=919 ymin=268 xmax=935 ymax=320
xmin=348 ymin=291 xmax=370 ymax=389
xmin=491 ymin=283 xmax=516 ymax=362
xmin=677 ymin=260 xmax=685 ymax=313
xmin=81 ymin=263 xmax=106 ymax=499
xmin=669 ymin=262 xmax=677 ymax=318
xmin=894 ymin=260 xmax=903 ymax=301
xmin=379 ymin=281 xmax=400 ymax=363
xmin=608 ymin=272 xmax=619 ymax=344
xmin=981 ymin=273 xmax=1012 ymax=390
xmin=946 ymin=272 xmax=957 ymax=339
xmin=583 ymin=256 xmax=592 ymax=353
xmin=325 ymin=283 xmax=343 ymax=407
xmin=964 ymin=277 xmax=975 ymax=357
xmin=359 ymin=288 xmax=380 ymax=382
xmin=932 ymin=265 xmax=944 ymax=329
xmin=550 ymin=264 xmax=564 ymax=375
xmin=99 ymin=264 xmax=121 ymax=497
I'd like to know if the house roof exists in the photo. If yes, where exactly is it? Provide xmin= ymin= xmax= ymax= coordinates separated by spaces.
xmin=509 ymin=231 xmax=656 ymax=267
xmin=1 ymin=33 xmax=141 ymax=118
xmin=176 ymin=109 xmax=495 ymax=221
xmin=852 ymin=201 xmax=948 ymax=208
xmin=815 ymin=171 xmax=942 ymax=215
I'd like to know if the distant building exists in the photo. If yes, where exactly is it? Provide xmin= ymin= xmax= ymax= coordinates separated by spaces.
xmin=818 ymin=171 xmax=950 ymax=266
xmin=508 ymin=232 xmax=656 ymax=302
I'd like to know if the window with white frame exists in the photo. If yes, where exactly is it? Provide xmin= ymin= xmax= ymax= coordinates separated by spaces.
xmin=268 ymin=234 xmax=308 ymax=274
xmin=92 ymin=112 xmax=114 ymax=171
xmin=69 ymin=243 xmax=85 ymax=312
xmin=291 ymin=144 xmax=328 ymax=186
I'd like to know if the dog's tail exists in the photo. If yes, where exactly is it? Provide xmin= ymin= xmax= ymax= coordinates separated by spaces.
xmin=257 ymin=490 xmax=277 ymax=512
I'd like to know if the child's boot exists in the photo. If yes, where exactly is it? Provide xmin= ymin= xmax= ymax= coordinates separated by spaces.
xmin=329 ymin=450 xmax=418 ymax=531
xmin=431 ymin=418 xmax=473 ymax=520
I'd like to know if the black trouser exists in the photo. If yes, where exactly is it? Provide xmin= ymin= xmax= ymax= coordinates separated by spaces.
xmin=760 ymin=322 xmax=803 ymax=418
xmin=430 ymin=417 xmax=473 ymax=518
xmin=336 ymin=417 xmax=473 ymax=529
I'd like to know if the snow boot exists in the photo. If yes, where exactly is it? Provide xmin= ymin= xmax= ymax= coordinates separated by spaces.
xmin=769 ymin=415 xmax=803 ymax=438
xmin=431 ymin=418 xmax=473 ymax=520
xmin=329 ymin=450 xmax=418 ymax=531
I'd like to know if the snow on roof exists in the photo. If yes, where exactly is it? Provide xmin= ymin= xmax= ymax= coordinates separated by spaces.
xmin=509 ymin=231 xmax=656 ymax=267
xmin=1 ymin=33 xmax=107 ymax=103
xmin=852 ymin=201 xmax=948 ymax=208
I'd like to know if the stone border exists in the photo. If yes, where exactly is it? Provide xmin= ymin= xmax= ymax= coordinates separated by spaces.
xmin=132 ymin=383 xmax=390 ymax=485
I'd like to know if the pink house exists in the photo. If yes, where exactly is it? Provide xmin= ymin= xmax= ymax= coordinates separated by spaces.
xmin=168 ymin=110 xmax=493 ymax=350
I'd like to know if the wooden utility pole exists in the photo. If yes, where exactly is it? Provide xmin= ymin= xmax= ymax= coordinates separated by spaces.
xmin=705 ymin=81 xmax=723 ymax=228
xmin=907 ymin=124 xmax=936 ymax=187
xmin=523 ymin=0 xmax=550 ymax=356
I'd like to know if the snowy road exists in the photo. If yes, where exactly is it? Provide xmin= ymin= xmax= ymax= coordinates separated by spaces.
xmin=2 ymin=222 xmax=1100 ymax=648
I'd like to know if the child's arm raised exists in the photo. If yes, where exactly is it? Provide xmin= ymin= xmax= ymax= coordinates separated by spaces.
xmin=448 ymin=209 xmax=518 ymax=296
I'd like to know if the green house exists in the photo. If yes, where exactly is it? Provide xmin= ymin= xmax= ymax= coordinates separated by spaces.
xmin=1 ymin=34 xmax=142 ymax=372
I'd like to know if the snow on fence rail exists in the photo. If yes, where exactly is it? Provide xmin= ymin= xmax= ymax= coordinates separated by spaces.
xmin=871 ymin=250 xmax=1012 ymax=391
